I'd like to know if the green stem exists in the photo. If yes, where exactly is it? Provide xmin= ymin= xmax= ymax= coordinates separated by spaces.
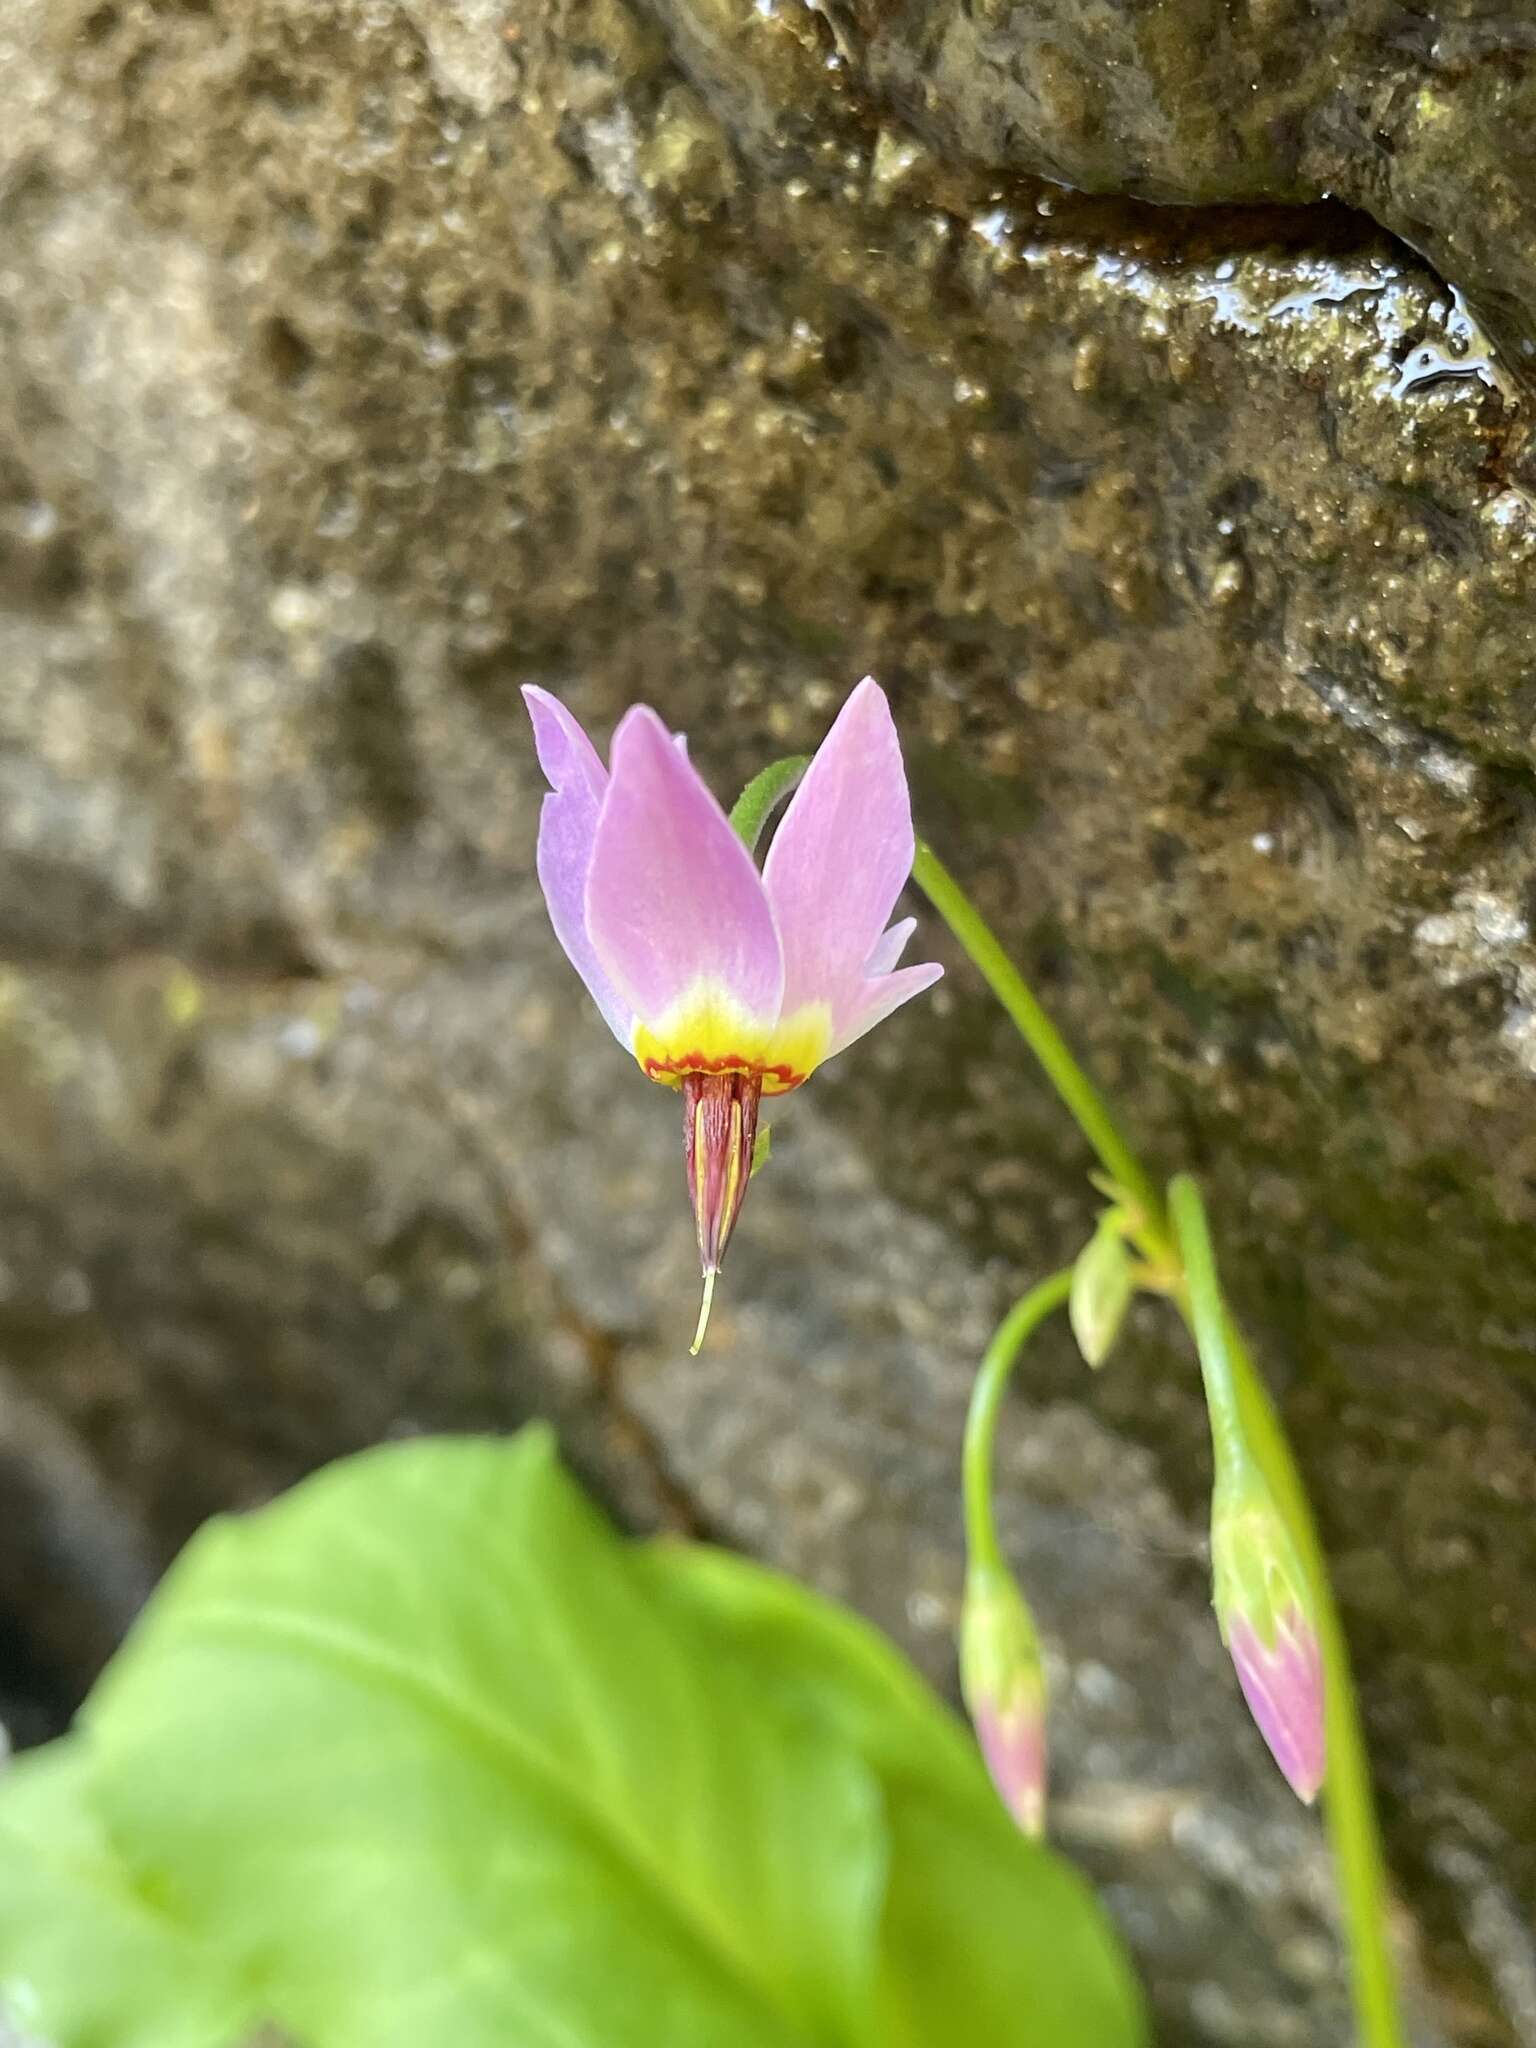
xmin=963 ymin=1269 xmax=1075 ymax=1570
xmin=912 ymin=843 xmax=1162 ymax=1234
xmin=1168 ymin=1176 xmax=1253 ymax=1480
xmin=920 ymin=844 xmax=1403 ymax=2048
xmin=729 ymin=753 xmax=810 ymax=852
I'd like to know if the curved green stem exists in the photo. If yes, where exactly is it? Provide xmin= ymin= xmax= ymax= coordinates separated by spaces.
xmin=730 ymin=754 xmax=810 ymax=852
xmin=963 ymin=1270 xmax=1075 ymax=1570
xmin=912 ymin=843 xmax=1162 ymax=1233
xmin=919 ymin=844 xmax=1404 ymax=2048
xmin=1168 ymin=1176 xmax=1253 ymax=1481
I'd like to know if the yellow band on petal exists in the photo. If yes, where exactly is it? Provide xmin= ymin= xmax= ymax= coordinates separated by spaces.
xmin=633 ymin=982 xmax=832 ymax=1096
xmin=759 ymin=1002 xmax=834 ymax=1093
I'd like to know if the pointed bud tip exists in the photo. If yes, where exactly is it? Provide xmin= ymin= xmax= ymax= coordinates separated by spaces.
xmin=1227 ymin=1609 xmax=1326 ymax=1804
xmin=1211 ymin=1481 xmax=1325 ymax=1802
xmin=972 ymin=1698 xmax=1048 ymax=1838
xmin=960 ymin=1563 xmax=1049 ymax=1837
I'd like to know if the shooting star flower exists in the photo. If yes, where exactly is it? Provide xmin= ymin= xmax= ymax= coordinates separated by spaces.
xmin=524 ymin=676 xmax=941 ymax=1348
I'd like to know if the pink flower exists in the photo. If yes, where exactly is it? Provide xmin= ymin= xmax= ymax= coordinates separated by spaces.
xmin=523 ymin=677 xmax=942 ymax=1345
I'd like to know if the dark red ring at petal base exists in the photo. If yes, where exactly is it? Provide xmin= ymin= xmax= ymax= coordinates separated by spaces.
xmin=644 ymin=1050 xmax=808 ymax=1090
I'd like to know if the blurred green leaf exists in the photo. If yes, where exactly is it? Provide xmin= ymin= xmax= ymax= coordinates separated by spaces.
xmin=638 ymin=1539 xmax=981 ymax=1793
xmin=0 ymin=1740 xmax=257 ymax=2048
xmin=83 ymin=1430 xmax=886 ymax=2048
xmin=1 ymin=1430 xmax=1145 ymax=2048
xmin=644 ymin=1543 xmax=1146 ymax=2048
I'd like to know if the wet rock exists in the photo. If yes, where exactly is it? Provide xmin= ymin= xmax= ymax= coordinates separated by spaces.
xmin=0 ymin=1 xmax=1533 ymax=2042
xmin=793 ymin=0 xmax=1536 ymax=377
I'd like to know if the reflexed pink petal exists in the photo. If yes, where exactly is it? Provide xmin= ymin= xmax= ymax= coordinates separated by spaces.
xmin=1228 ymin=1611 xmax=1325 ymax=1803
xmin=585 ymin=705 xmax=784 ymax=1031
xmin=829 ymin=959 xmax=943 ymax=1058
xmin=764 ymin=677 xmax=920 ymax=1021
xmin=522 ymin=686 xmax=632 ymax=1044
xmin=524 ymin=684 xmax=608 ymax=798
xmin=864 ymin=915 xmax=915 ymax=978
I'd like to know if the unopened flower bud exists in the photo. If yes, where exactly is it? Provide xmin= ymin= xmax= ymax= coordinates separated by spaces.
xmin=1211 ymin=1470 xmax=1325 ymax=1803
xmin=1069 ymin=1214 xmax=1134 ymax=1368
xmin=959 ymin=1560 xmax=1048 ymax=1837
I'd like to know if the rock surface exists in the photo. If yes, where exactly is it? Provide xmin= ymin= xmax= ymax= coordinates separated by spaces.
xmin=810 ymin=0 xmax=1536 ymax=379
xmin=1 ymin=1 xmax=1535 ymax=2043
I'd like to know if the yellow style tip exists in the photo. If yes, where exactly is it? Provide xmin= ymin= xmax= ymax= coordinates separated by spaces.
xmin=690 ymin=1267 xmax=718 ymax=1356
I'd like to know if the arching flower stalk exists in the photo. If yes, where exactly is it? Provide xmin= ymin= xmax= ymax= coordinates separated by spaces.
xmin=524 ymin=677 xmax=942 ymax=1348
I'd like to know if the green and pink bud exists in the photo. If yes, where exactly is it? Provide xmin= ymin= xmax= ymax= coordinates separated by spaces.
xmin=1211 ymin=1470 xmax=1325 ymax=1803
xmin=959 ymin=1560 xmax=1048 ymax=1838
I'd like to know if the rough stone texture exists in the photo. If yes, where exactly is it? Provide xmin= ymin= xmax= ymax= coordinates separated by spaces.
xmin=808 ymin=0 xmax=1536 ymax=380
xmin=1 ymin=2 xmax=1535 ymax=2043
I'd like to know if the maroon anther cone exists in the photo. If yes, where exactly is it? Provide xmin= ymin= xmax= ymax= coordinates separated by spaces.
xmin=682 ymin=1072 xmax=762 ymax=1351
